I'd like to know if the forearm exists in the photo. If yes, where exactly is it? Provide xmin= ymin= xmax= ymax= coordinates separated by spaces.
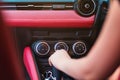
xmin=87 ymin=0 xmax=120 ymax=79
xmin=58 ymin=0 xmax=120 ymax=79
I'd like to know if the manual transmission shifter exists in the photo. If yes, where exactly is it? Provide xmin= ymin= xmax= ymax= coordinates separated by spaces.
xmin=52 ymin=66 xmax=62 ymax=80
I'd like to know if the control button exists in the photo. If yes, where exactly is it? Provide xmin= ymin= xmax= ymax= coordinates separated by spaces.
xmin=54 ymin=42 xmax=69 ymax=51
xmin=35 ymin=42 xmax=50 ymax=56
xmin=72 ymin=41 xmax=87 ymax=56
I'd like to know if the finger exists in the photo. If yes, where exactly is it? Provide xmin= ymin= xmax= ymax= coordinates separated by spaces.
xmin=48 ymin=57 xmax=52 ymax=66
xmin=56 ymin=49 xmax=67 ymax=54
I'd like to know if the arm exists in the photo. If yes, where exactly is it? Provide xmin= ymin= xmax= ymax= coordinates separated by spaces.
xmin=49 ymin=0 xmax=120 ymax=79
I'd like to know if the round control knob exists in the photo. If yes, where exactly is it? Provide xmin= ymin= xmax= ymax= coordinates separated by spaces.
xmin=76 ymin=0 xmax=96 ymax=17
xmin=35 ymin=41 xmax=50 ymax=56
xmin=72 ymin=41 xmax=87 ymax=56
xmin=54 ymin=42 xmax=69 ymax=51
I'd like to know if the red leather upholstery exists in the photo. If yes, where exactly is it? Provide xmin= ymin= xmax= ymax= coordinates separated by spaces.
xmin=3 ymin=10 xmax=94 ymax=28
xmin=0 ymin=10 xmax=25 ymax=80
xmin=23 ymin=47 xmax=40 ymax=80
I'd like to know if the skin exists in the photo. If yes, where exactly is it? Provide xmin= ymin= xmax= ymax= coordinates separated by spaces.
xmin=49 ymin=0 xmax=120 ymax=80
xmin=109 ymin=67 xmax=120 ymax=80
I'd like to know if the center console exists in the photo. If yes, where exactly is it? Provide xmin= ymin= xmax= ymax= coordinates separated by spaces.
xmin=2 ymin=0 xmax=109 ymax=80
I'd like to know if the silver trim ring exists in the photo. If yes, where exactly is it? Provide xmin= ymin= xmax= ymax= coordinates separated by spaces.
xmin=35 ymin=42 xmax=50 ymax=56
xmin=72 ymin=41 xmax=87 ymax=56
xmin=77 ymin=0 xmax=96 ymax=16
xmin=54 ymin=42 xmax=69 ymax=51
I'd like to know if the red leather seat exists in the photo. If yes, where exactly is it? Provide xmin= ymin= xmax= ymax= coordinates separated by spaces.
xmin=0 ymin=9 xmax=25 ymax=80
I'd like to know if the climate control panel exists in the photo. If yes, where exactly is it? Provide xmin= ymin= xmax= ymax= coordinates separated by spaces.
xmin=32 ymin=41 xmax=87 ymax=58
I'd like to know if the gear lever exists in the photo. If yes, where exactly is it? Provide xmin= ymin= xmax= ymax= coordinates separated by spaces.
xmin=52 ymin=66 xmax=62 ymax=80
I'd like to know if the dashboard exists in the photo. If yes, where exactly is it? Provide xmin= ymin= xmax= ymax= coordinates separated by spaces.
xmin=1 ymin=0 xmax=109 ymax=80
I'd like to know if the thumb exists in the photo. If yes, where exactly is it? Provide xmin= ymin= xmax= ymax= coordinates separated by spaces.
xmin=48 ymin=57 xmax=53 ymax=66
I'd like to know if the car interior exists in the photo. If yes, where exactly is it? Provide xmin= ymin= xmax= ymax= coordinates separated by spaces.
xmin=1 ymin=0 xmax=119 ymax=80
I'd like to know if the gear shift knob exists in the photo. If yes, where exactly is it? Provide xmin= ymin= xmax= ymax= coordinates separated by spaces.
xmin=52 ymin=66 xmax=62 ymax=80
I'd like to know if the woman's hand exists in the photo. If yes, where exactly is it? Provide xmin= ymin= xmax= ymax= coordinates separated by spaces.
xmin=48 ymin=49 xmax=71 ymax=70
